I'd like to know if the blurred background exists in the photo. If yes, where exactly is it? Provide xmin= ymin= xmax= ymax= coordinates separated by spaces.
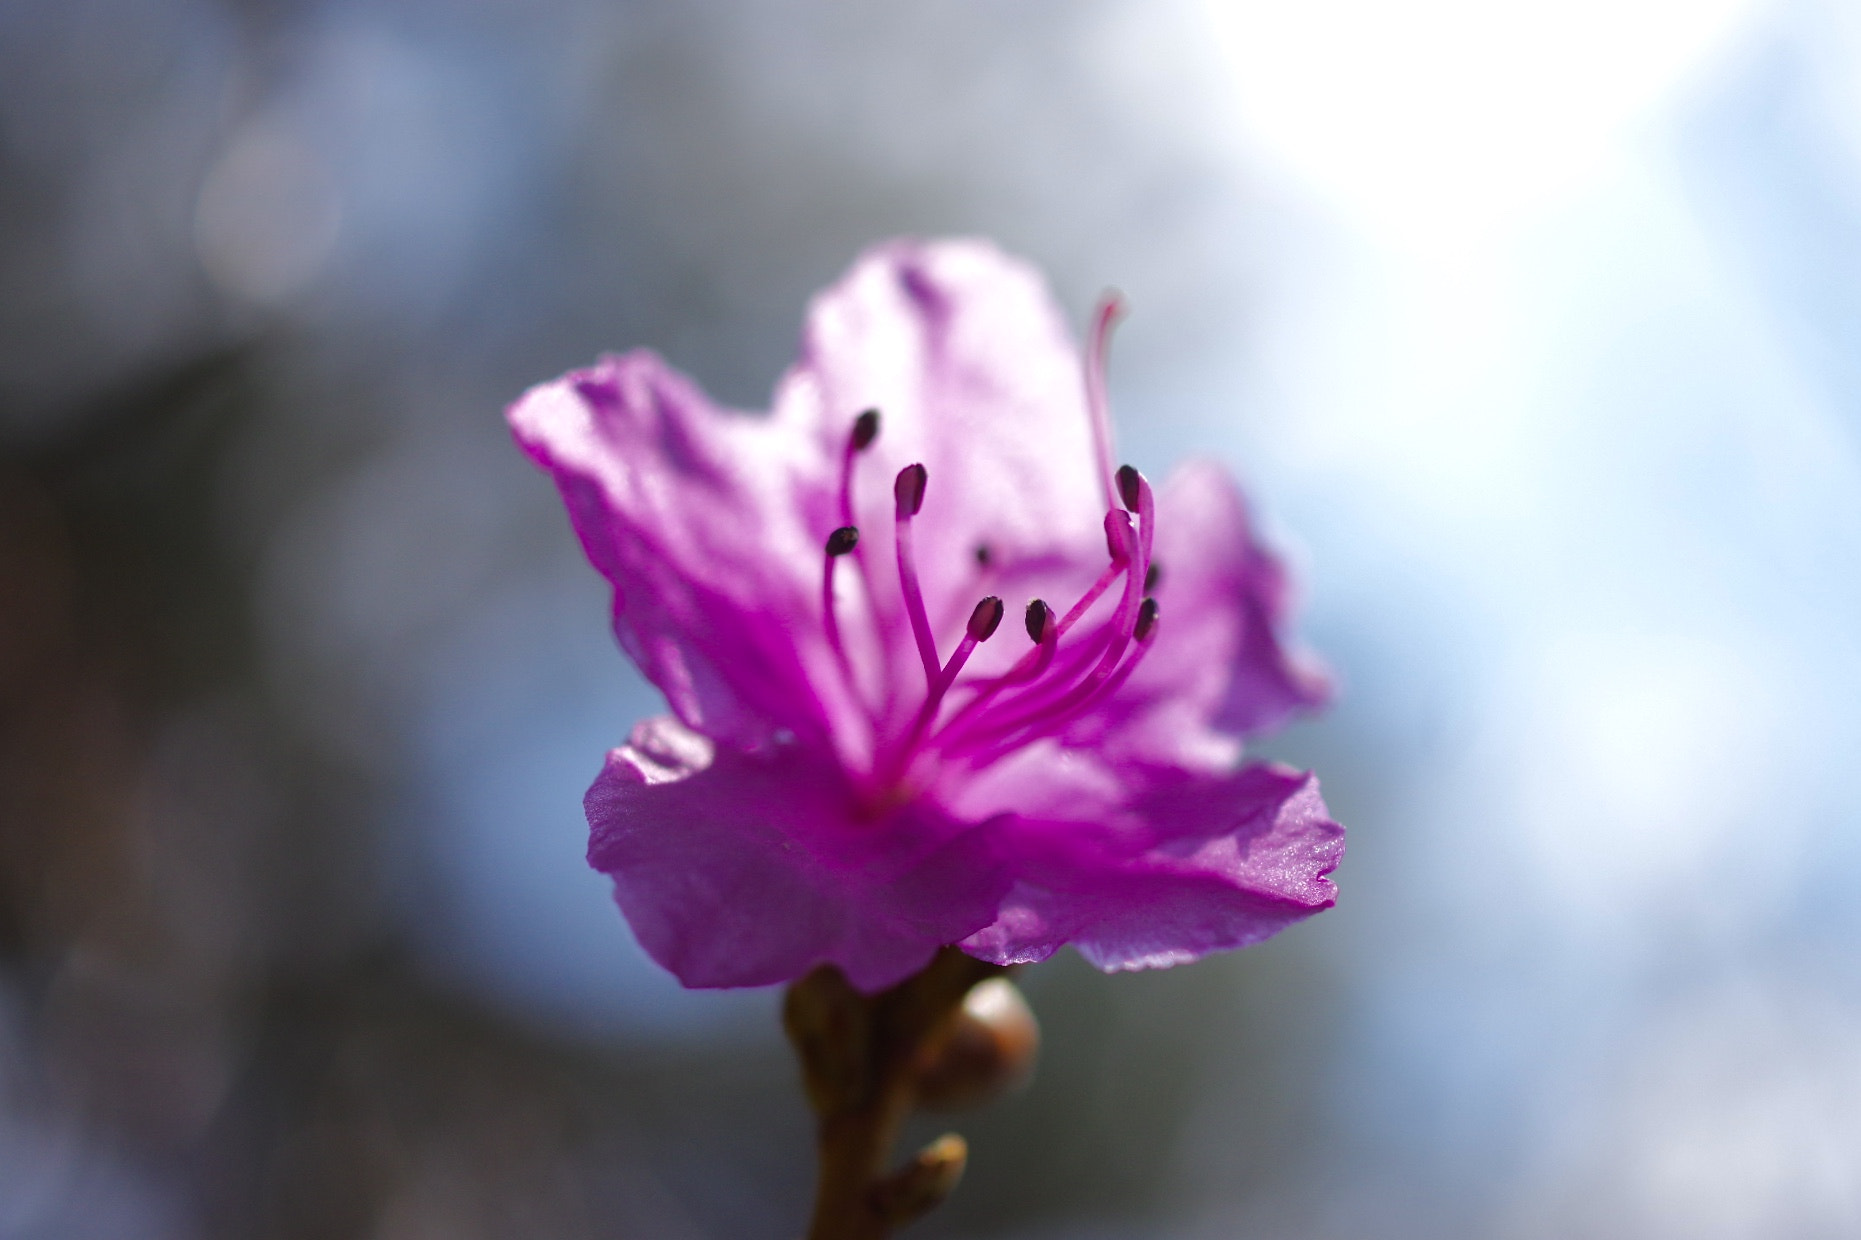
xmin=4 ymin=0 xmax=1860 ymax=1236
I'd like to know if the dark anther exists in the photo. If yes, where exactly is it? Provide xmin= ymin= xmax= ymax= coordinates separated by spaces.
xmin=851 ymin=408 xmax=881 ymax=451
xmin=895 ymin=463 xmax=928 ymax=517
xmin=1024 ymin=599 xmax=1053 ymax=643
xmin=825 ymin=526 xmax=860 ymax=556
xmin=974 ymin=543 xmax=992 ymax=568
xmin=967 ymin=596 xmax=1005 ymax=641
xmin=1116 ymin=464 xmax=1143 ymax=512
xmin=1144 ymin=561 xmax=1162 ymax=593
xmin=1134 ymin=597 xmax=1160 ymax=641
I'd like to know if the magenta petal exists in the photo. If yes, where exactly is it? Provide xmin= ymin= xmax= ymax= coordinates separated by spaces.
xmin=508 ymin=352 xmax=856 ymax=753
xmin=586 ymin=717 xmax=1010 ymax=991
xmin=959 ymin=764 xmax=1342 ymax=970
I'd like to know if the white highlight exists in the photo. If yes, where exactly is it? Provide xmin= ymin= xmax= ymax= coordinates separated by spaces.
xmin=1202 ymin=0 xmax=1759 ymax=244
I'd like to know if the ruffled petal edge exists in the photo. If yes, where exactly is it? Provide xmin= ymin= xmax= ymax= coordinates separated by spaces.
xmin=959 ymin=763 xmax=1342 ymax=971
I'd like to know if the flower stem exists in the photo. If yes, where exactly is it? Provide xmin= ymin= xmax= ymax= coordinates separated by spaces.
xmin=784 ymin=948 xmax=1005 ymax=1239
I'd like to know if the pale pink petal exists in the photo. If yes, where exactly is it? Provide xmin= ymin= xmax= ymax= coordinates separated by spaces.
xmin=772 ymin=240 xmax=1111 ymax=728
xmin=508 ymin=352 xmax=867 ymax=756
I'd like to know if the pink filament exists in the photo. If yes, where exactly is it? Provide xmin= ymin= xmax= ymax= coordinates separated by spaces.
xmin=822 ymin=550 xmax=845 ymax=656
xmin=895 ymin=628 xmax=983 ymax=769
xmin=929 ymin=604 xmax=1060 ymax=743
xmin=964 ymin=619 xmax=1160 ymax=770
xmin=1056 ymin=557 xmax=1124 ymax=638
xmin=838 ymin=437 xmax=860 ymax=530
xmin=894 ymin=509 xmax=942 ymax=691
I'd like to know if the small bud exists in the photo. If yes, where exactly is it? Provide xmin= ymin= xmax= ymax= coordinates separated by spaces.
xmin=967 ymin=596 xmax=1004 ymax=642
xmin=851 ymin=408 xmax=881 ymax=451
xmin=1024 ymin=599 xmax=1053 ymax=644
xmin=1144 ymin=561 xmax=1162 ymax=593
xmin=913 ymin=977 xmax=1040 ymax=1111
xmin=1134 ymin=597 xmax=1160 ymax=641
xmin=825 ymin=526 xmax=860 ymax=557
xmin=895 ymin=463 xmax=928 ymax=517
xmin=871 ymin=1134 xmax=968 ymax=1227
xmin=1116 ymin=464 xmax=1144 ymax=512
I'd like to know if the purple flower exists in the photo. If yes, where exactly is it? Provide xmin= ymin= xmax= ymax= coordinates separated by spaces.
xmin=507 ymin=239 xmax=1342 ymax=991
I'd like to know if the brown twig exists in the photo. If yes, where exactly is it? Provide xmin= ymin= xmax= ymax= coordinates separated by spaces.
xmin=783 ymin=948 xmax=1007 ymax=1240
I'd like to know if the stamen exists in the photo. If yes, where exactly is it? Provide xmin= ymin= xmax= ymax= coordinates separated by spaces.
xmin=974 ymin=543 xmax=992 ymax=569
xmin=1045 ymin=515 xmax=1145 ymax=696
xmin=1058 ymin=561 xmax=1126 ymax=637
xmin=1084 ymin=293 xmax=1125 ymax=510
xmin=1025 ymin=599 xmax=1050 ymax=643
xmin=922 ymin=599 xmax=1056 ymax=749
xmin=1056 ymin=510 xmax=1134 ymax=639
xmin=1144 ymin=561 xmax=1161 ymax=593
xmin=967 ymin=595 xmax=1005 ymax=641
xmin=1062 ymin=598 xmax=1161 ymax=719
xmin=896 ymin=594 xmax=1004 ymax=766
xmin=1019 ymin=600 xmax=1060 ymax=681
xmin=839 ymin=408 xmax=880 ymax=528
xmin=976 ymin=599 xmax=1161 ymax=766
xmin=894 ymin=462 xmax=927 ymax=516
xmin=1122 ymin=465 xmax=1156 ymax=569
xmin=941 ymin=516 xmax=1142 ymax=755
xmin=1090 ymin=475 xmax=1155 ymax=678
xmin=821 ymin=525 xmax=859 ymax=655
xmin=1116 ymin=464 xmax=1142 ymax=512
xmin=893 ymin=463 xmax=940 ymax=688
xmin=959 ymin=596 xmax=1161 ymax=771
xmin=1133 ymin=596 xmax=1160 ymax=642
xmin=936 ymin=514 xmax=1134 ymax=755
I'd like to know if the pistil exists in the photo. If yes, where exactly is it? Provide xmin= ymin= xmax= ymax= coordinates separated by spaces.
xmin=1084 ymin=295 xmax=1124 ymax=510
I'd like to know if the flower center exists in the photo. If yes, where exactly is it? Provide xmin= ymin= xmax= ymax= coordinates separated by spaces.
xmin=820 ymin=295 xmax=1162 ymax=796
